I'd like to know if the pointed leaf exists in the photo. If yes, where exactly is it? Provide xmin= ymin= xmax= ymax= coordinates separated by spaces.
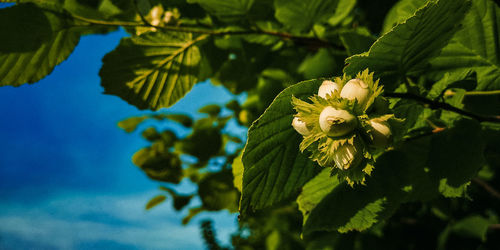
xmin=0 ymin=3 xmax=80 ymax=86
xmin=430 ymin=0 xmax=500 ymax=90
xmin=240 ymin=79 xmax=322 ymax=215
xmin=344 ymin=0 xmax=470 ymax=90
xmin=100 ymin=32 xmax=207 ymax=110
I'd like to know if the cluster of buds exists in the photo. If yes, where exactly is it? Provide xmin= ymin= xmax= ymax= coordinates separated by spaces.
xmin=291 ymin=70 xmax=396 ymax=185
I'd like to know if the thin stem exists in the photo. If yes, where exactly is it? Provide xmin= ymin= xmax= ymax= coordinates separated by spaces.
xmin=464 ymin=90 xmax=500 ymax=96
xmin=384 ymin=92 xmax=500 ymax=123
xmin=472 ymin=178 xmax=500 ymax=200
xmin=70 ymin=13 xmax=341 ymax=49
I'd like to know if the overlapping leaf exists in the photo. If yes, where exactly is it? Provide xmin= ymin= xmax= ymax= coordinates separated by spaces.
xmin=100 ymin=32 xmax=207 ymax=110
xmin=187 ymin=0 xmax=254 ymax=22
xmin=430 ymin=0 xmax=500 ymax=90
xmin=344 ymin=0 xmax=470 ymax=90
xmin=0 ymin=3 xmax=80 ymax=86
xmin=240 ymin=79 xmax=323 ymax=215
xmin=300 ymin=119 xmax=485 ymax=234
xmin=274 ymin=0 xmax=339 ymax=31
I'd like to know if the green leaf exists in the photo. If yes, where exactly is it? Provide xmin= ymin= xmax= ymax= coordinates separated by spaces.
xmin=327 ymin=0 xmax=357 ymax=26
xmin=198 ymin=170 xmax=240 ymax=212
xmin=240 ymin=79 xmax=322 ymax=215
xmin=0 ymin=3 xmax=80 ymax=86
xmin=145 ymin=194 xmax=166 ymax=210
xmin=382 ymin=0 xmax=429 ymax=34
xmin=100 ymin=32 xmax=207 ymax=110
xmin=427 ymin=119 xmax=485 ymax=197
xmin=63 ymin=0 xmax=135 ymax=20
xmin=232 ymin=153 xmax=244 ymax=193
xmin=303 ymin=182 xmax=387 ymax=234
xmin=450 ymin=215 xmax=495 ymax=241
xmin=187 ymin=0 xmax=255 ymax=22
xmin=339 ymin=28 xmax=376 ymax=56
xmin=298 ymin=49 xmax=338 ymax=79
xmin=429 ymin=0 xmax=500 ymax=90
xmin=132 ymin=146 xmax=183 ymax=183
xmin=165 ymin=114 xmax=193 ymax=127
xmin=274 ymin=0 xmax=338 ymax=31
xmin=118 ymin=116 xmax=148 ymax=132
xmin=344 ymin=0 xmax=470 ymax=90
xmin=198 ymin=104 xmax=221 ymax=116
xmin=177 ymin=125 xmax=222 ymax=161
xmin=297 ymin=168 xmax=340 ymax=224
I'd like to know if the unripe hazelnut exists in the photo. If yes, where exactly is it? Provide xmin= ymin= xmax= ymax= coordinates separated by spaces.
xmin=292 ymin=117 xmax=311 ymax=136
xmin=368 ymin=118 xmax=392 ymax=148
xmin=318 ymin=80 xmax=340 ymax=98
xmin=319 ymin=107 xmax=357 ymax=137
xmin=333 ymin=143 xmax=361 ymax=170
xmin=340 ymin=79 xmax=370 ymax=107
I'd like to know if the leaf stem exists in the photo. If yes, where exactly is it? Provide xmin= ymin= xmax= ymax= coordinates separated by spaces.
xmin=472 ymin=178 xmax=500 ymax=200
xmin=384 ymin=92 xmax=500 ymax=123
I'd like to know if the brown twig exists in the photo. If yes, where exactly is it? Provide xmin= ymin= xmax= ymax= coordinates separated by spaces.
xmin=472 ymin=178 xmax=500 ymax=200
xmin=384 ymin=92 xmax=500 ymax=123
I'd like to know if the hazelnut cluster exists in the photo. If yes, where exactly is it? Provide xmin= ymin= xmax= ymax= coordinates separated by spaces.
xmin=291 ymin=70 xmax=396 ymax=185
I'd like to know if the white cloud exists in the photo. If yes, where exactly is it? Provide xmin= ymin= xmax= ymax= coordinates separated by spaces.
xmin=0 ymin=191 xmax=237 ymax=249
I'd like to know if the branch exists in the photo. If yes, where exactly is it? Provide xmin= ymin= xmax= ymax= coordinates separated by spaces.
xmin=70 ymin=13 xmax=342 ymax=49
xmin=384 ymin=92 xmax=500 ymax=123
xmin=472 ymin=178 xmax=500 ymax=200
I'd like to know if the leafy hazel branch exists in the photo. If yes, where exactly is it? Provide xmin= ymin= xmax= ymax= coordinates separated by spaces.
xmin=70 ymin=12 xmax=341 ymax=50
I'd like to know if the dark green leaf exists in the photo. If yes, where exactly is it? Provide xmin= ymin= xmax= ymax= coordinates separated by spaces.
xmin=100 ymin=32 xmax=207 ymax=110
xmin=298 ymin=49 xmax=338 ymax=79
xmin=165 ymin=114 xmax=193 ymax=127
xmin=339 ymin=28 xmax=376 ymax=56
xmin=297 ymin=168 xmax=340 ymax=224
xmin=187 ymin=0 xmax=254 ymax=22
xmin=274 ymin=0 xmax=338 ymax=31
xmin=133 ymin=145 xmax=183 ymax=183
xmin=344 ymin=0 xmax=470 ymax=90
xmin=0 ymin=3 xmax=80 ymax=86
xmin=430 ymin=0 xmax=500 ymax=90
xmin=451 ymin=215 xmax=496 ymax=241
xmin=241 ymin=79 xmax=322 ymax=215
xmin=198 ymin=170 xmax=239 ymax=212
xmin=427 ymin=119 xmax=485 ymax=197
xmin=198 ymin=104 xmax=221 ymax=116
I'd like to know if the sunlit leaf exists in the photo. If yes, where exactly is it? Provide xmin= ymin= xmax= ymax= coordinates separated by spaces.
xmin=100 ymin=32 xmax=208 ymax=110
xmin=0 ymin=3 xmax=80 ymax=86
xmin=344 ymin=0 xmax=470 ymax=90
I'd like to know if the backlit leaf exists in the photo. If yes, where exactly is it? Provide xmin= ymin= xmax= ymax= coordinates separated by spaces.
xmin=100 ymin=32 xmax=207 ymax=110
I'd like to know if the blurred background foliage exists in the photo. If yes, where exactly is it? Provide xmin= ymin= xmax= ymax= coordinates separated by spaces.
xmin=1 ymin=0 xmax=500 ymax=249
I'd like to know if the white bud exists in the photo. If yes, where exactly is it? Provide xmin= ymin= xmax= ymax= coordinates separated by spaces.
xmin=333 ymin=143 xmax=361 ymax=170
xmin=318 ymin=80 xmax=340 ymax=98
xmin=368 ymin=118 xmax=392 ymax=148
xmin=319 ymin=107 xmax=357 ymax=137
xmin=292 ymin=117 xmax=310 ymax=136
xmin=340 ymin=78 xmax=370 ymax=107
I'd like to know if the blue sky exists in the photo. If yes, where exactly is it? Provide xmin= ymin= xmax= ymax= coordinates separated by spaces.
xmin=0 ymin=27 xmax=241 ymax=249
